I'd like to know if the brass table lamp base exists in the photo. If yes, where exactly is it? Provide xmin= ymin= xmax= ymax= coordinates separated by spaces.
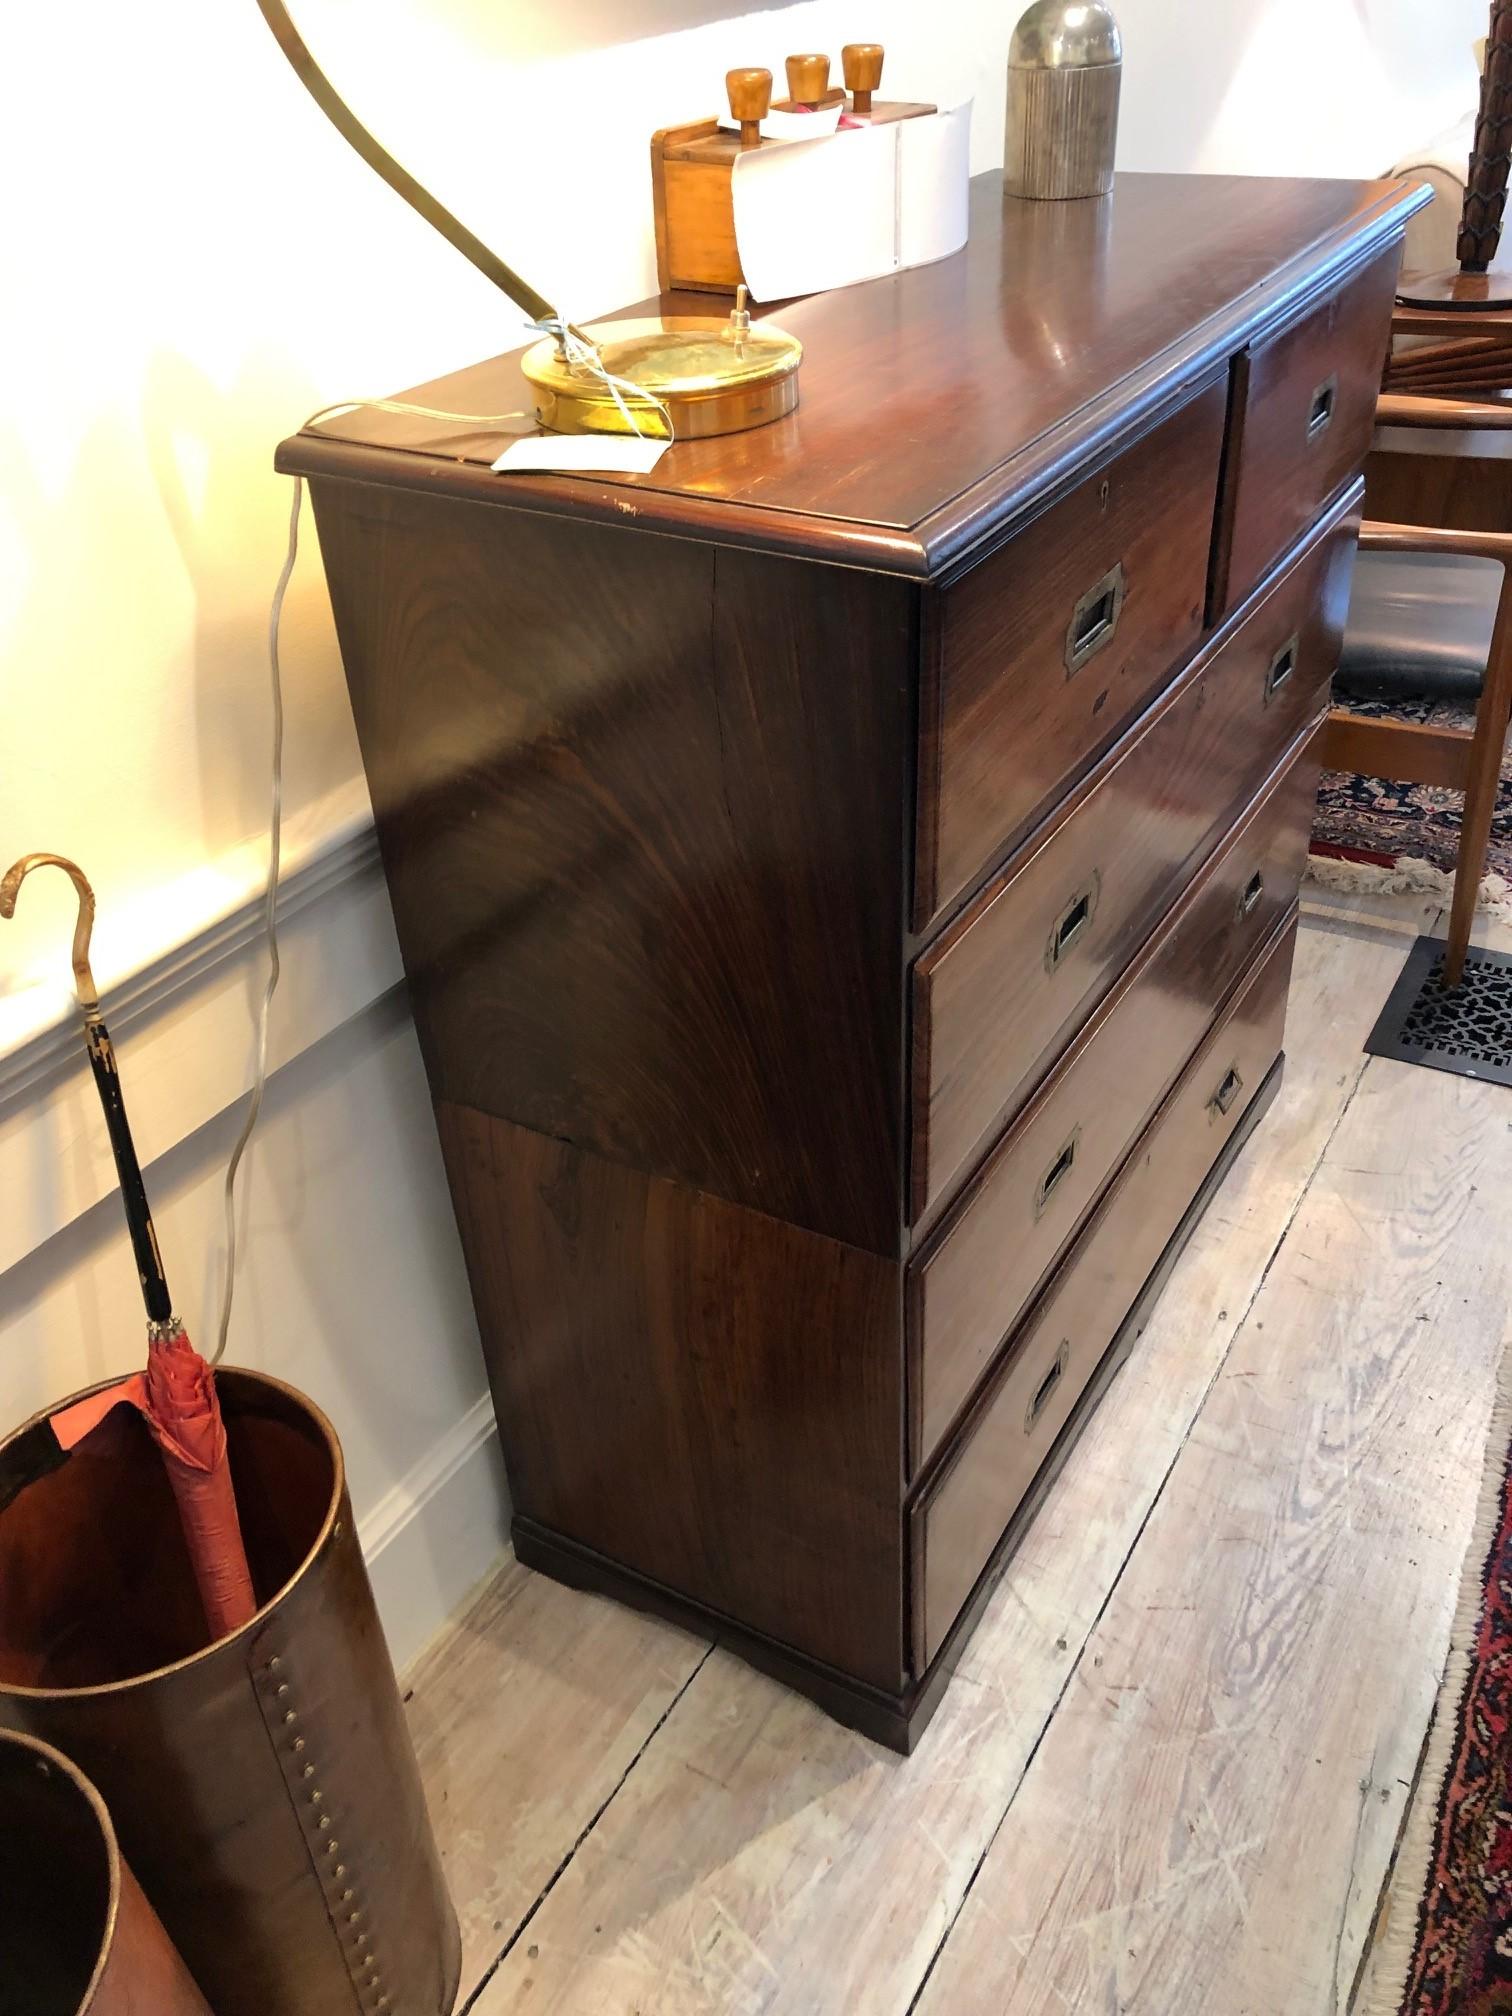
xmin=522 ymin=305 xmax=802 ymax=441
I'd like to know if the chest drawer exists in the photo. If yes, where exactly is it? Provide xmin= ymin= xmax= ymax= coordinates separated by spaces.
xmin=910 ymin=909 xmax=1297 ymax=1673
xmin=909 ymin=735 xmax=1319 ymax=1471
xmin=916 ymin=380 xmax=1227 ymax=928
xmin=910 ymin=481 xmax=1356 ymax=1225
xmin=1216 ymin=241 xmax=1398 ymax=616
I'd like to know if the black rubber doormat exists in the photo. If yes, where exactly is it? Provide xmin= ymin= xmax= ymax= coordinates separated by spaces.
xmin=1365 ymin=936 xmax=1512 ymax=1086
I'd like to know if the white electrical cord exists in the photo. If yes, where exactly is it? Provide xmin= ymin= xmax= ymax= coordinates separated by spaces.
xmin=212 ymin=472 xmax=294 ymax=1365
xmin=213 ymin=376 xmax=668 ymax=1363
xmin=301 ymin=395 xmax=538 ymax=435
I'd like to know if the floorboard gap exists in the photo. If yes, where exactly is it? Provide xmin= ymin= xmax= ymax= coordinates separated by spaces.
xmin=1344 ymin=1663 xmax=1446 ymax=2013
xmin=457 ymin=1642 xmax=717 ymax=2014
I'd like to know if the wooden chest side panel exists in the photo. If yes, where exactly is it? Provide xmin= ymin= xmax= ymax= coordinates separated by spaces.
xmin=657 ymin=155 xmax=741 ymax=293
xmin=439 ymin=1103 xmax=908 ymax=1693
xmin=310 ymin=481 xmax=915 ymax=1258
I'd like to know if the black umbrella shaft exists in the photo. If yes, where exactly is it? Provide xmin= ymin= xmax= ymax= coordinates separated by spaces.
xmin=86 ymin=1018 xmax=173 ymax=1326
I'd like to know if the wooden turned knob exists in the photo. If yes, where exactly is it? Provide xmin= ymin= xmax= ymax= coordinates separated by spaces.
xmin=726 ymin=66 xmax=772 ymax=146
xmin=842 ymin=43 xmax=884 ymax=115
xmin=785 ymin=52 xmax=830 ymax=106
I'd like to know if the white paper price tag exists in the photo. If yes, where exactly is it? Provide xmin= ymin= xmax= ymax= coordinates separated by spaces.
xmin=492 ymin=434 xmax=670 ymax=476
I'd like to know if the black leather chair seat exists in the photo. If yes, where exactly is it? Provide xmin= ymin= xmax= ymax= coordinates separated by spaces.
xmin=1335 ymin=549 xmax=1497 ymax=706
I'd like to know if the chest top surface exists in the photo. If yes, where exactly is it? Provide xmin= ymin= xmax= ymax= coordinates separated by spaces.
xmin=279 ymin=171 xmax=1425 ymax=577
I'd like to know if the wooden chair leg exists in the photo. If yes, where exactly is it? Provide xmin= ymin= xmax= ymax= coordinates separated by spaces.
xmin=1445 ymin=569 xmax=1512 ymax=985
xmin=1351 ymin=523 xmax=1512 ymax=988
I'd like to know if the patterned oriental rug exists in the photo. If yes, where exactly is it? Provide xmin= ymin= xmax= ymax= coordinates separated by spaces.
xmin=1363 ymin=1361 xmax=1512 ymax=2015
xmin=1312 ymin=695 xmax=1512 ymax=884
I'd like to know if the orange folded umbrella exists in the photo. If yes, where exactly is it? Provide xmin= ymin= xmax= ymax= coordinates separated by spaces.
xmin=1 ymin=854 xmax=256 ymax=1641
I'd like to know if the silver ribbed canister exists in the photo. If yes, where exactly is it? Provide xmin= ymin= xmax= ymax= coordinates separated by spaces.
xmin=1004 ymin=1 xmax=1122 ymax=200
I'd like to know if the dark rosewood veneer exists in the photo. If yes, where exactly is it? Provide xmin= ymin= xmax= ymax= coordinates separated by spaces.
xmin=280 ymin=171 xmax=1427 ymax=1750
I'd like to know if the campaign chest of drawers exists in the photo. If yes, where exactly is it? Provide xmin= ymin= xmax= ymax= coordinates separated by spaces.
xmin=282 ymin=171 xmax=1425 ymax=1750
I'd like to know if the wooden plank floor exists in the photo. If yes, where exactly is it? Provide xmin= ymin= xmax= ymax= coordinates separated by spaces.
xmin=404 ymin=889 xmax=1511 ymax=2016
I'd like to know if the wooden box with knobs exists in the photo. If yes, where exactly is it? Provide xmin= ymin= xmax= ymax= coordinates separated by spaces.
xmin=650 ymin=44 xmax=935 ymax=294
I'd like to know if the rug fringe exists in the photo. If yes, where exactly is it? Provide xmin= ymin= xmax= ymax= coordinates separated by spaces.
xmin=1307 ymin=851 xmax=1512 ymax=920
xmin=1356 ymin=1345 xmax=1512 ymax=2016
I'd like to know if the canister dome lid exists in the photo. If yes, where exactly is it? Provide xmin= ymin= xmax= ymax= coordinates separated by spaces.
xmin=1009 ymin=0 xmax=1122 ymax=68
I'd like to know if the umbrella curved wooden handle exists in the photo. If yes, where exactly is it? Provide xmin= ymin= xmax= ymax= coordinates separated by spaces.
xmin=2 ymin=852 xmax=174 ymax=1326
xmin=0 ymin=852 xmax=101 ymax=1020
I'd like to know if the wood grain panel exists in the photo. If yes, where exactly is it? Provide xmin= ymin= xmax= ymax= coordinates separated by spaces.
xmin=280 ymin=176 xmax=1424 ymax=578
xmin=1366 ymin=430 xmax=1512 ymax=534
xmin=911 ymin=741 xmax=1320 ymax=1470
xmin=1218 ymin=240 xmax=1400 ymax=612
xmin=912 ymin=487 xmax=1357 ymax=1225
xmin=310 ymin=481 xmax=914 ymax=1257
xmin=656 ymin=153 xmax=740 ymax=293
xmin=918 ymin=379 xmax=1227 ymax=925
xmin=404 ymin=1557 xmax=708 ymax=2002
xmin=912 ymin=911 xmax=1297 ymax=1672
xmin=1321 ymin=709 xmax=1473 ymax=790
xmin=437 ymin=1105 xmax=907 ymax=1694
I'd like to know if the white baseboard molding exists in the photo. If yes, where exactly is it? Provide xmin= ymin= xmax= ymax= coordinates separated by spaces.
xmin=361 ymin=1393 xmax=514 ymax=1676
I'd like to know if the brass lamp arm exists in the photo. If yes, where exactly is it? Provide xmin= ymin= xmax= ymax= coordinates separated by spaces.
xmin=253 ymin=0 xmax=558 ymax=330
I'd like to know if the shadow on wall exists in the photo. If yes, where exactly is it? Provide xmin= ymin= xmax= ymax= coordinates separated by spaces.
xmin=1091 ymin=0 xmax=1481 ymax=180
xmin=0 ymin=350 xmax=360 ymax=990
xmin=414 ymin=0 xmax=805 ymax=63
xmin=1354 ymin=0 xmax=1482 ymax=83
xmin=138 ymin=347 xmax=357 ymax=863
xmin=0 ymin=405 xmax=220 ymax=983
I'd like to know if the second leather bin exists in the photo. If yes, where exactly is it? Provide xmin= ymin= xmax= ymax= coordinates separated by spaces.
xmin=0 ymin=1725 xmax=211 ymax=2015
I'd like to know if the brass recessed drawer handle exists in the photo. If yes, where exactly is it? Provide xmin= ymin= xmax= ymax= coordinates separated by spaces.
xmin=1306 ymin=374 xmax=1337 ymax=441
xmin=1209 ymin=1063 xmax=1244 ymax=1119
xmin=1064 ymin=562 xmax=1126 ymax=676
xmin=1045 ymin=874 xmax=1101 ymax=971
xmin=1034 ymin=1129 xmax=1080 ymax=1218
xmin=1025 ymin=1342 xmax=1070 ymax=1434
xmin=1264 ymin=635 xmax=1298 ymax=703
xmin=1237 ymin=869 xmax=1265 ymax=920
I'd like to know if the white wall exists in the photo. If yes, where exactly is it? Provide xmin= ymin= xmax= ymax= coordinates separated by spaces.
xmin=2 ymin=0 xmax=1487 ymax=993
xmin=0 ymin=0 xmax=1488 ymax=1668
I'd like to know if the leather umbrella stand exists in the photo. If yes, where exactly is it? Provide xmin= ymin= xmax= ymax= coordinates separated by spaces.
xmin=0 ymin=1726 xmax=210 ymax=2015
xmin=0 ymin=1367 xmax=461 ymax=2016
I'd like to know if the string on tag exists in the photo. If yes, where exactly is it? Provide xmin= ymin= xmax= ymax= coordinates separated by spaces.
xmin=531 ymin=316 xmax=676 ymax=443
